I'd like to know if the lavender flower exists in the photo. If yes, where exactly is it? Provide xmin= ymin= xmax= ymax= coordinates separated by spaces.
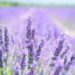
xmin=20 ymin=54 xmax=26 ymax=69
xmin=52 ymin=38 xmax=64 ymax=60
xmin=14 ymin=63 xmax=20 ymax=75
xmin=60 ymin=46 xmax=69 ymax=58
xmin=54 ymin=38 xmax=64 ymax=57
xmin=0 ymin=26 xmax=3 ymax=68
xmin=27 ymin=43 xmax=34 ymax=69
xmin=14 ymin=71 xmax=19 ymax=75
xmin=70 ymin=55 xmax=75 ymax=61
xmin=3 ymin=27 xmax=9 ymax=67
xmin=26 ymin=18 xmax=32 ymax=42
xmin=35 ymin=39 xmax=44 ymax=61
xmin=0 ymin=49 xmax=3 ymax=68
xmin=26 ymin=17 xmax=35 ymax=70
xmin=50 ymin=37 xmax=64 ymax=68
xmin=64 ymin=57 xmax=67 ymax=64
xmin=4 ymin=27 xmax=9 ymax=52
xmin=64 ymin=54 xmax=75 ymax=70
xmin=53 ymin=66 xmax=62 ymax=75
xmin=64 ymin=62 xmax=72 ymax=70
xmin=0 ymin=26 xmax=3 ymax=47
xmin=27 ymin=67 xmax=34 ymax=75
xmin=31 ymin=28 xmax=35 ymax=40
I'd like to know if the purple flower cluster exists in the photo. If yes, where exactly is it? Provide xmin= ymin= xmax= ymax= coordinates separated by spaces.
xmin=4 ymin=27 xmax=9 ymax=52
xmin=26 ymin=18 xmax=35 ymax=69
xmin=12 ymin=17 xmax=75 ymax=75
xmin=0 ymin=26 xmax=3 ymax=68
xmin=35 ymin=39 xmax=44 ymax=61
xmin=0 ymin=16 xmax=75 ymax=75
xmin=0 ymin=49 xmax=3 ymax=68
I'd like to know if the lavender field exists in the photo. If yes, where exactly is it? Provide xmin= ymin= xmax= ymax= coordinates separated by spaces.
xmin=0 ymin=7 xmax=75 ymax=75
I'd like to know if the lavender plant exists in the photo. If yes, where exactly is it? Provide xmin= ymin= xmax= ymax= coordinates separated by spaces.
xmin=0 ymin=26 xmax=3 ymax=75
xmin=26 ymin=18 xmax=34 ymax=70
xmin=3 ymin=27 xmax=9 ymax=66
xmin=35 ymin=39 xmax=44 ymax=61
xmin=50 ymin=36 xmax=65 ymax=70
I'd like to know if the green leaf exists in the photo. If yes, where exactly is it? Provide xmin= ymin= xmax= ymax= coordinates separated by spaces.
xmin=4 ymin=67 xmax=14 ymax=75
xmin=0 ymin=68 xmax=3 ymax=75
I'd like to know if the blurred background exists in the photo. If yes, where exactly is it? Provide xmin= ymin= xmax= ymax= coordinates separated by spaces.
xmin=0 ymin=0 xmax=75 ymax=6
xmin=0 ymin=0 xmax=75 ymax=38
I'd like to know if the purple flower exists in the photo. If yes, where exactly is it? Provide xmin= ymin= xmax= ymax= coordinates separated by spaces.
xmin=64 ymin=54 xmax=75 ymax=70
xmin=53 ymin=66 xmax=62 ymax=75
xmin=27 ymin=67 xmax=34 ymax=75
xmin=14 ymin=71 xmax=19 ymax=75
xmin=4 ymin=27 xmax=9 ymax=52
xmin=0 ymin=49 xmax=3 ymax=68
xmin=25 ymin=18 xmax=35 ymax=69
xmin=0 ymin=26 xmax=3 ymax=46
xmin=27 ymin=43 xmax=34 ymax=69
xmin=3 ymin=26 xmax=9 ymax=66
xmin=20 ymin=54 xmax=26 ymax=69
xmin=0 ymin=26 xmax=3 ymax=68
xmin=70 ymin=55 xmax=75 ymax=61
xmin=31 ymin=28 xmax=35 ymax=40
xmin=14 ymin=63 xmax=20 ymax=75
xmin=26 ymin=18 xmax=32 ymax=42
xmin=50 ymin=38 xmax=64 ymax=68
xmin=60 ymin=45 xmax=69 ymax=58
xmin=54 ymin=38 xmax=64 ymax=57
xmin=35 ymin=39 xmax=44 ymax=61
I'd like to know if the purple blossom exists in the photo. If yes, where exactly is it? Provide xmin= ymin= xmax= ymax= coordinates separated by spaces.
xmin=26 ymin=18 xmax=32 ymax=42
xmin=53 ymin=66 xmax=62 ymax=75
xmin=64 ymin=54 xmax=75 ymax=70
xmin=31 ymin=28 xmax=35 ymax=40
xmin=27 ymin=43 xmax=34 ymax=69
xmin=26 ymin=18 xmax=35 ymax=69
xmin=0 ymin=8 xmax=75 ymax=75
xmin=4 ymin=27 xmax=9 ymax=52
xmin=14 ymin=63 xmax=20 ymax=75
xmin=54 ymin=38 xmax=64 ymax=57
xmin=0 ymin=26 xmax=3 ymax=46
xmin=27 ymin=67 xmax=34 ymax=75
xmin=35 ymin=39 xmax=44 ymax=61
xmin=0 ymin=49 xmax=3 ymax=68
xmin=20 ymin=54 xmax=26 ymax=69
xmin=60 ymin=45 xmax=69 ymax=58
xmin=0 ymin=26 xmax=3 ymax=68
xmin=50 ymin=37 xmax=64 ymax=68
xmin=3 ymin=26 xmax=9 ymax=66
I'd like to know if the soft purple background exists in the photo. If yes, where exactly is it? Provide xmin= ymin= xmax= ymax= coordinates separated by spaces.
xmin=0 ymin=7 xmax=75 ymax=37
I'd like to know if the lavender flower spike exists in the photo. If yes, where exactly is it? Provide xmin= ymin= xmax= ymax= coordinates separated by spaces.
xmin=54 ymin=38 xmax=64 ymax=57
xmin=27 ymin=43 xmax=34 ymax=69
xmin=26 ymin=17 xmax=32 ymax=42
xmin=0 ymin=49 xmax=3 ymax=68
xmin=35 ymin=39 xmax=44 ymax=61
xmin=52 ymin=37 xmax=64 ymax=61
xmin=27 ymin=67 xmax=34 ymax=75
xmin=0 ymin=26 xmax=3 ymax=47
xmin=64 ymin=54 xmax=75 ymax=70
xmin=26 ymin=17 xmax=35 ymax=69
xmin=20 ymin=50 xmax=26 ymax=69
xmin=4 ymin=26 xmax=9 ymax=52
xmin=14 ymin=63 xmax=20 ymax=75
xmin=0 ymin=26 xmax=3 ymax=68
xmin=52 ymin=66 xmax=62 ymax=75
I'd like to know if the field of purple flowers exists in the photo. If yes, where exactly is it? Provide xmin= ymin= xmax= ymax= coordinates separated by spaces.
xmin=0 ymin=7 xmax=75 ymax=75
